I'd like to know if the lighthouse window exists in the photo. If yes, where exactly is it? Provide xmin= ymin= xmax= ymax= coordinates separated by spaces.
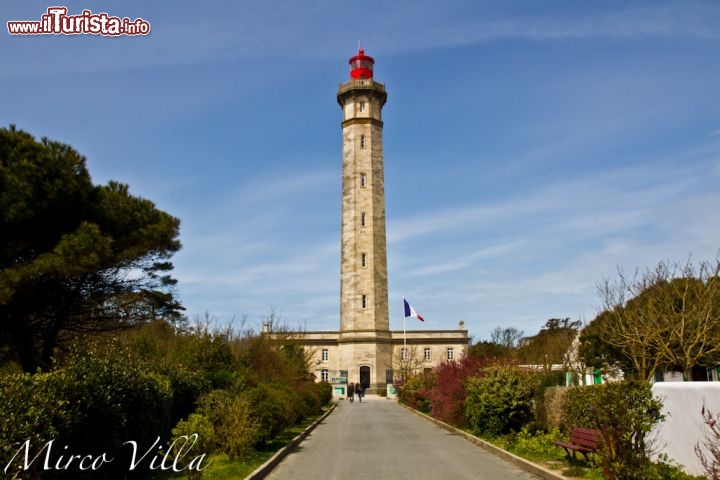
xmin=360 ymin=135 xmax=365 ymax=148
xmin=361 ymin=253 xmax=367 ymax=267
xmin=362 ymin=294 xmax=367 ymax=309
xmin=361 ymin=212 xmax=366 ymax=227
xmin=359 ymin=101 xmax=365 ymax=112
xmin=360 ymin=173 xmax=366 ymax=187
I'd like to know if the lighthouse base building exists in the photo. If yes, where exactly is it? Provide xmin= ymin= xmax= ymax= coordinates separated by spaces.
xmin=301 ymin=325 xmax=470 ymax=394
xmin=279 ymin=49 xmax=470 ymax=393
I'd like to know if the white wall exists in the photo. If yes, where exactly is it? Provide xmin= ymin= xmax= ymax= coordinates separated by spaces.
xmin=651 ymin=382 xmax=720 ymax=476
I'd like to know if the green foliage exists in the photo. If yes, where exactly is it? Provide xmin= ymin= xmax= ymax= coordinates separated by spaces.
xmin=532 ymin=370 xmax=566 ymax=429
xmin=485 ymin=426 xmax=701 ymax=480
xmin=242 ymin=383 xmax=301 ymax=445
xmin=543 ymin=386 xmax=570 ymax=431
xmin=0 ymin=341 xmax=175 ymax=479
xmin=0 ymin=126 xmax=182 ymax=372
xmin=489 ymin=428 xmax=564 ymax=461
xmin=521 ymin=318 xmax=580 ymax=364
xmin=398 ymin=371 xmax=434 ymax=413
xmin=171 ymin=414 xmax=215 ymax=480
xmin=428 ymin=356 xmax=487 ymax=427
xmin=172 ymin=413 xmax=216 ymax=454
xmin=465 ymin=366 xmax=537 ymax=436
xmin=469 ymin=340 xmax=512 ymax=361
xmin=162 ymin=363 xmax=213 ymax=426
xmin=0 ymin=372 xmax=70 ymax=478
xmin=197 ymin=389 xmax=260 ymax=460
xmin=52 ymin=342 xmax=174 ymax=477
xmin=564 ymin=381 xmax=664 ymax=480
xmin=315 ymin=381 xmax=333 ymax=406
xmin=639 ymin=455 xmax=707 ymax=480
xmin=175 ymin=329 xmax=237 ymax=385
xmin=579 ymin=310 xmax=635 ymax=376
xmin=237 ymin=334 xmax=312 ymax=388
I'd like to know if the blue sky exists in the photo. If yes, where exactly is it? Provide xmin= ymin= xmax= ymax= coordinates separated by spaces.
xmin=2 ymin=1 xmax=719 ymax=341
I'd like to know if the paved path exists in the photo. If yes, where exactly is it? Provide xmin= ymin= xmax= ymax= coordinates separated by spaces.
xmin=265 ymin=395 xmax=542 ymax=480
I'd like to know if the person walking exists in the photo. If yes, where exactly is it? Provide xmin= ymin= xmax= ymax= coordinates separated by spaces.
xmin=347 ymin=382 xmax=355 ymax=403
xmin=356 ymin=382 xmax=363 ymax=402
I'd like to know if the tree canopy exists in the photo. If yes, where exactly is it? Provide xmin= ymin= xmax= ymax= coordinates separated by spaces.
xmin=580 ymin=259 xmax=720 ymax=381
xmin=0 ymin=126 xmax=182 ymax=371
xmin=517 ymin=318 xmax=581 ymax=370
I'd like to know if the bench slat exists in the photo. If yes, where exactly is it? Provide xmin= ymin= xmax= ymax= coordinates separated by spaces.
xmin=553 ymin=427 xmax=601 ymax=461
xmin=552 ymin=440 xmax=594 ymax=453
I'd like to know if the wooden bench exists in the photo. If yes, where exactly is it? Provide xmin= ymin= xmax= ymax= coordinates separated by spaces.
xmin=553 ymin=427 xmax=601 ymax=461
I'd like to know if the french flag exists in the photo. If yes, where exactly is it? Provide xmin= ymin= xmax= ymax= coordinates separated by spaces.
xmin=403 ymin=298 xmax=425 ymax=322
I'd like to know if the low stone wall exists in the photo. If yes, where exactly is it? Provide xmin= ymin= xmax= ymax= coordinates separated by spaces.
xmin=651 ymin=382 xmax=720 ymax=476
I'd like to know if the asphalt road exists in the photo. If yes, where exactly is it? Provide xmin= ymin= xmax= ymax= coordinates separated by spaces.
xmin=265 ymin=395 xmax=542 ymax=480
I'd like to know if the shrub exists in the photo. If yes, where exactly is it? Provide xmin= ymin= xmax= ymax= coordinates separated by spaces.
xmin=465 ymin=366 xmax=537 ymax=436
xmin=640 ymin=455 xmax=707 ymax=480
xmin=159 ymin=362 xmax=213 ymax=425
xmin=0 ymin=373 xmax=71 ymax=479
xmin=398 ymin=371 xmax=434 ymax=413
xmin=316 ymin=381 xmax=333 ymax=406
xmin=170 ymin=413 xmax=215 ymax=480
xmin=428 ymin=356 xmax=487 ymax=427
xmin=564 ymin=381 xmax=664 ymax=480
xmin=197 ymin=389 xmax=260 ymax=460
xmin=171 ymin=413 xmax=215 ymax=454
xmin=300 ymin=385 xmax=322 ymax=416
xmin=2 ymin=342 xmax=175 ymax=479
xmin=533 ymin=370 xmax=565 ymax=428
xmin=242 ymin=383 xmax=301 ymax=445
xmin=696 ymin=405 xmax=720 ymax=479
xmin=52 ymin=343 xmax=174 ymax=478
xmin=544 ymin=386 xmax=569 ymax=431
xmin=298 ymin=380 xmax=334 ymax=416
xmin=495 ymin=427 xmax=565 ymax=461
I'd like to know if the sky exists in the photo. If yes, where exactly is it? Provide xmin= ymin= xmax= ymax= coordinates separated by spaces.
xmin=2 ymin=1 xmax=719 ymax=341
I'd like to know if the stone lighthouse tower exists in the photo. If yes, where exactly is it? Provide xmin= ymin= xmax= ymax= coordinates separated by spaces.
xmin=336 ymin=48 xmax=391 ymax=390
xmin=296 ymin=50 xmax=469 ymax=396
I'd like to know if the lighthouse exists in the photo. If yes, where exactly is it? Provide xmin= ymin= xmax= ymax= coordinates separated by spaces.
xmin=293 ymin=49 xmax=469 ymax=396
xmin=336 ymin=49 xmax=391 ymax=390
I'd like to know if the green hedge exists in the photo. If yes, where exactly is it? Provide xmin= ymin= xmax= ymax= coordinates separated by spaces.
xmin=0 ymin=343 xmax=176 ymax=479
xmin=465 ymin=366 xmax=537 ymax=436
xmin=564 ymin=381 xmax=664 ymax=480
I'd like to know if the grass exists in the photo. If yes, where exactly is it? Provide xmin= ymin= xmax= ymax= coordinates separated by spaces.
xmin=483 ymin=428 xmax=600 ymax=478
xmin=482 ymin=428 xmax=705 ymax=480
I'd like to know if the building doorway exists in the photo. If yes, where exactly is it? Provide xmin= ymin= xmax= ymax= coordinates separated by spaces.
xmin=359 ymin=366 xmax=370 ymax=390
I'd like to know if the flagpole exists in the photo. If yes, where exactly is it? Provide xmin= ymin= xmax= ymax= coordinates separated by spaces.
xmin=403 ymin=297 xmax=407 ymax=384
xmin=402 ymin=297 xmax=407 ymax=349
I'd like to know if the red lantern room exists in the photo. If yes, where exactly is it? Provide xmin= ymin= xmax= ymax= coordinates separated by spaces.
xmin=349 ymin=48 xmax=374 ymax=79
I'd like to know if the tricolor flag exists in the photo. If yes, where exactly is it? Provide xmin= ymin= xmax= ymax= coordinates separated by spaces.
xmin=403 ymin=298 xmax=425 ymax=322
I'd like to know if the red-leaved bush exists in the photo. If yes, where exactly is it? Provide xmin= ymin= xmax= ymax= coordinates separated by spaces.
xmin=696 ymin=405 xmax=720 ymax=480
xmin=397 ymin=372 xmax=435 ymax=413
xmin=427 ymin=356 xmax=488 ymax=427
